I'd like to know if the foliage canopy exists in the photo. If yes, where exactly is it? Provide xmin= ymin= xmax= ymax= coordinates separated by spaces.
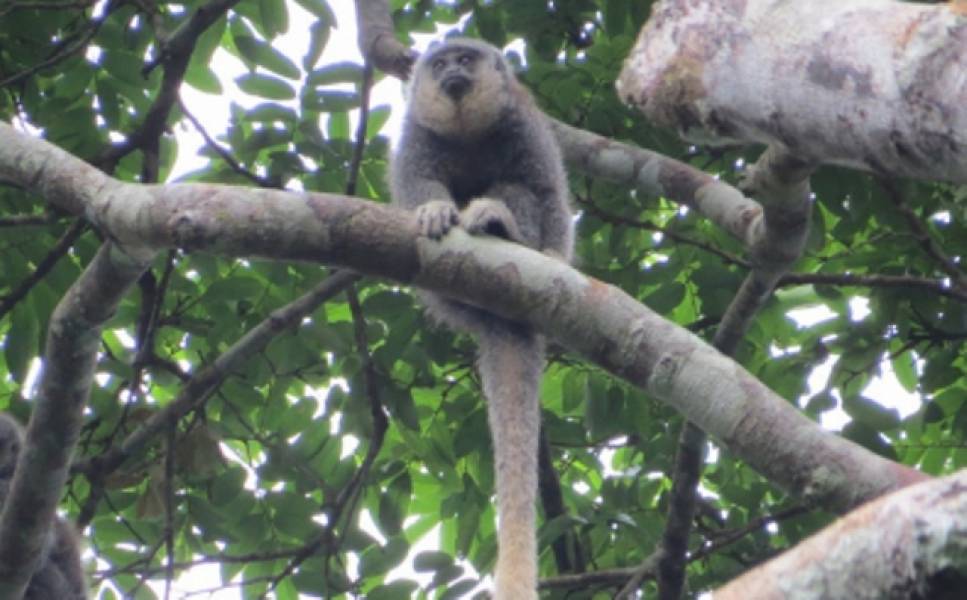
xmin=1 ymin=0 xmax=965 ymax=598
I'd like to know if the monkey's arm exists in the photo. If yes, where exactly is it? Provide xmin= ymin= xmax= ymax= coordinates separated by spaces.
xmin=392 ymin=167 xmax=460 ymax=239
xmin=391 ymin=151 xmax=459 ymax=239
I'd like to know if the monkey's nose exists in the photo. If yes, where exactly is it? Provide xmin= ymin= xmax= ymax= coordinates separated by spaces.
xmin=441 ymin=75 xmax=471 ymax=100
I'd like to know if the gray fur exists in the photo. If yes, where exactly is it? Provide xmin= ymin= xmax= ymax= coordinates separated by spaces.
xmin=390 ymin=38 xmax=573 ymax=599
xmin=0 ymin=414 xmax=86 ymax=599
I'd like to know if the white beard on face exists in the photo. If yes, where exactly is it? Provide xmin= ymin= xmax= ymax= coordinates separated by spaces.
xmin=410 ymin=71 xmax=509 ymax=140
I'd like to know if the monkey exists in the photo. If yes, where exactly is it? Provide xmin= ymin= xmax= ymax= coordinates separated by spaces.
xmin=390 ymin=38 xmax=573 ymax=599
xmin=0 ymin=413 xmax=87 ymax=599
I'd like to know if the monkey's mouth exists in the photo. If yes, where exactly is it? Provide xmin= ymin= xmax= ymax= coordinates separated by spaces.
xmin=441 ymin=75 xmax=471 ymax=101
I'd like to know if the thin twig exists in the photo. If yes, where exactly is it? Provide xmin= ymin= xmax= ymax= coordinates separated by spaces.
xmin=0 ymin=220 xmax=86 ymax=321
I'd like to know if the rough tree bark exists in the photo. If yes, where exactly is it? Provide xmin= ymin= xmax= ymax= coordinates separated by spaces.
xmin=714 ymin=468 xmax=967 ymax=600
xmin=616 ymin=0 xmax=967 ymax=183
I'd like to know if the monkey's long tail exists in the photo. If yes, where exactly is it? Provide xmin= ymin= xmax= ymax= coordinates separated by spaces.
xmin=478 ymin=325 xmax=544 ymax=600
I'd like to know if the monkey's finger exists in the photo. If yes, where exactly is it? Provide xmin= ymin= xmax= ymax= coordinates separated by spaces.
xmin=416 ymin=201 xmax=459 ymax=239
xmin=421 ymin=211 xmax=451 ymax=239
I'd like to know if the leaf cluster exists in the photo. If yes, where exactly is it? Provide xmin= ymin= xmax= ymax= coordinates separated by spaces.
xmin=2 ymin=0 xmax=966 ymax=598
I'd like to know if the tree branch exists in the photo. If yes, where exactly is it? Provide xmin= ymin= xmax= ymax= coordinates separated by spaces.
xmin=617 ymin=0 xmax=967 ymax=183
xmin=652 ymin=146 xmax=816 ymax=599
xmin=714 ymin=469 xmax=967 ymax=599
xmin=879 ymin=178 xmax=967 ymax=291
xmin=354 ymin=0 xmax=416 ymax=79
xmin=551 ymin=118 xmax=765 ymax=248
xmin=1 ymin=120 xmax=927 ymax=518
xmin=0 ymin=220 xmax=86 ymax=321
xmin=93 ymin=0 xmax=241 ymax=173
xmin=0 ymin=243 xmax=151 ymax=596
xmin=73 ymin=270 xmax=360 ymax=491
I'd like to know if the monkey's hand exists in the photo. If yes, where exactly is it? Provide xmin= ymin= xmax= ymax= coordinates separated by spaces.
xmin=415 ymin=200 xmax=460 ymax=239
xmin=461 ymin=198 xmax=524 ymax=243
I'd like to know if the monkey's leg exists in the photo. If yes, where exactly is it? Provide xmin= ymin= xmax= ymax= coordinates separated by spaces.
xmin=478 ymin=325 xmax=543 ymax=600
xmin=479 ymin=183 xmax=571 ymax=259
xmin=49 ymin=519 xmax=87 ymax=599
xmin=23 ymin=522 xmax=85 ymax=600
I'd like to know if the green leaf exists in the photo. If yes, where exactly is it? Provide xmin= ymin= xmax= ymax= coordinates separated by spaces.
xmin=210 ymin=467 xmax=247 ymax=506
xmin=378 ymin=491 xmax=403 ymax=535
xmin=644 ymin=281 xmax=686 ymax=313
xmin=236 ymin=73 xmax=296 ymax=100
xmin=430 ymin=564 xmax=464 ymax=589
xmin=843 ymin=396 xmax=900 ymax=432
xmin=304 ymin=90 xmax=360 ymax=112
xmin=100 ymin=50 xmax=145 ymax=87
xmin=303 ymin=20 xmax=331 ymax=70
xmin=441 ymin=579 xmax=478 ymax=599
xmin=586 ymin=376 xmax=623 ymax=439
xmin=891 ymin=348 xmax=918 ymax=393
xmin=804 ymin=392 xmax=836 ymax=416
xmin=56 ymin=62 xmax=95 ymax=99
xmin=4 ymin=304 xmax=38 ymax=384
xmin=842 ymin=421 xmax=898 ymax=459
xmin=271 ymin=493 xmax=316 ymax=537
xmin=259 ymin=0 xmax=289 ymax=37
xmin=184 ymin=64 xmax=223 ymax=94
xmin=413 ymin=550 xmax=453 ymax=572
xmin=453 ymin=409 xmax=488 ymax=458
xmin=292 ymin=0 xmax=336 ymax=23
xmin=562 ymin=369 xmax=587 ymax=413
xmin=203 ymin=276 xmax=266 ymax=304
xmin=386 ymin=387 xmax=420 ymax=431
xmin=307 ymin=62 xmax=364 ymax=87
xmin=367 ymin=581 xmax=420 ymax=600
xmin=359 ymin=536 xmax=410 ymax=577
xmin=366 ymin=105 xmax=392 ymax=139
xmin=327 ymin=111 xmax=350 ymax=140
xmin=234 ymin=35 xmax=300 ymax=79
xmin=244 ymin=103 xmax=298 ymax=123
xmin=922 ymin=348 xmax=960 ymax=392
xmin=604 ymin=0 xmax=629 ymax=35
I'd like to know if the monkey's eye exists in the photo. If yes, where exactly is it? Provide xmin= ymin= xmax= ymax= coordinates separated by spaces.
xmin=432 ymin=58 xmax=446 ymax=73
xmin=458 ymin=53 xmax=474 ymax=66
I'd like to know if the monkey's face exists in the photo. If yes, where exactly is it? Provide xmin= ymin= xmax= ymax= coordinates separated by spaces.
xmin=409 ymin=41 xmax=510 ymax=140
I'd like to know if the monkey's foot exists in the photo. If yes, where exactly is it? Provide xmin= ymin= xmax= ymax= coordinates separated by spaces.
xmin=461 ymin=198 xmax=523 ymax=243
xmin=416 ymin=200 xmax=459 ymax=239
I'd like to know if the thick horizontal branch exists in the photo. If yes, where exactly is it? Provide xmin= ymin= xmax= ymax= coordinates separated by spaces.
xmin=715 ymin=468 xmax=967 ymax=599
xmin=550 ymin=118 xmax=765 ymax=247
xmin=0 ymin=121 xmax=926 ymax=513
xmin=617 ymin=0 xmax=967 ymax=183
